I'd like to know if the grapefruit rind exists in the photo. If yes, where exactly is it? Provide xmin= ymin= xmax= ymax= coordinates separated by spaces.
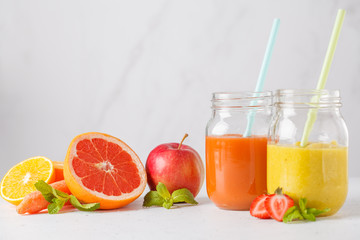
xmin=64 ymin=132 xmax=147 ymax=209
xmin=0 ymin=156 xmax=55 ymax=205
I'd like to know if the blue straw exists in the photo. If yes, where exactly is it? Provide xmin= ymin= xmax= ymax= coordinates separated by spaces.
xmin=243 ymin=18 xmax=280 ymax=137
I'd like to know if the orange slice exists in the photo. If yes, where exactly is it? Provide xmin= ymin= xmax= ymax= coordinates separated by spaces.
xmin=63 ymin=132 xmax=147 ymax=209
xmin=1 ymin=156 xmax=55 ymax=205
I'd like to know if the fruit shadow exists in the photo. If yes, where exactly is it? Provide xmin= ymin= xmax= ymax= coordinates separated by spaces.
xmin=19 ymin=196 xmax=213 ymax=215
xmin=93 ymin=196 xmax=213 ymax=213
xmin=195 ymin=196 xmax=212 ymax=205
xmin=19 ymin=205 xmax=78 ymax=216
xmin=140 ymin=196 xmax=212 ymax=210
xmin=90 ymin=199 xmax=145 ymax=213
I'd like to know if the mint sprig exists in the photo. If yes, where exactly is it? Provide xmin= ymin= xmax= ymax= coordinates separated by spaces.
xmin=143 ymin=182 xmax=198 ymax=209
xmin=283 ymin=198 xmax=330 ymax=223
xmin=172 ymin=188 xmax=198 ymax=204
xmin=143 ymin=191 xmax=164 ymax=207
xmin=35 ymin=180 xmax=100 ymax=214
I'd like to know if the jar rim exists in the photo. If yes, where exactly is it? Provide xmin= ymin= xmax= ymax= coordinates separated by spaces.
xmin=274 ymin=89 xmax=341 ymax=108
xmin=275 ymin=89 xmax=340 ymax=96
xmin=211 ymin=91 xmax=273 ymax=109
xmin=212 ymin=91 xmax=272 ymax=100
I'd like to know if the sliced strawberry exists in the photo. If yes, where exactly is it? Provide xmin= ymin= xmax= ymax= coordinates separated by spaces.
xmin=250 ymin=194 xmax=271 ymax=219
xmin=265 ymin=187 xmax=294 ymax=222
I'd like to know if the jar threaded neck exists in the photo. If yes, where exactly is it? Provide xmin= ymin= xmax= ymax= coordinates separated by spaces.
xmin=211 ymin=91 xmax=273 ymax=109
xmin=274 ymin=89 xmax=341 ymax=108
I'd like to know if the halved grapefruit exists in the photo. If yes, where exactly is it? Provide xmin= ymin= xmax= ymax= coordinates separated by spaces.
xmin=63 ymin=132 xmax=146 ymax=209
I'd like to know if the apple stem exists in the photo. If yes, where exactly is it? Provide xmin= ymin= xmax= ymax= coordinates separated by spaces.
xmin=178 ymin=134 xmax=189 ymax=150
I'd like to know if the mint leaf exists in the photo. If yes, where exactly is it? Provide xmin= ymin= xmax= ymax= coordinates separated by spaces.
xmin=283 ymin=206 xmax=298 ymax=219
xmin=302 ymin=212 xmax=316 ymax=221
xmin=163 ymin=199 xmax=173 ymax=209
xmin=308 ymin=208 xmax=330 ymax=216
xmin=54 ymin=189 xmax=70 ymax=199
xmin=283 ymin=198 xmax=331 ymax=223
xmin=156 ymin=182 xmax=171 ymax=200
xmin=48 ymin=198 xmax=67 ymax=214
xmin=298 ymin=198 xmax=315 ymax=221
xmin=48 ymin=203 xmax=61 ymax=214
xmin=298 ymin=198 xmax=320 ymax=221
xmin=35 ymin=180 xmax=69 ymax=203
xmin=69 ymin=195 xmax=100 ymax=211
xmin=36 ymin=181 xmax=70 ymax=214
xmin=143 ymin=191 xmax=165 ymax=207
xmin=172 ymin=188 xmax=198 ymax=205
xmin=35 ymin=180 xmax=99 ymax=214
xmin=35 ymin=180 xmax=57 ymax=203
xmin=283 ymin=206 xmax=304 ymax=223
xmin=143 ymin=183 xmax=198 ymax=209
xmin=299 ymin=198 xmax=307 ymax=214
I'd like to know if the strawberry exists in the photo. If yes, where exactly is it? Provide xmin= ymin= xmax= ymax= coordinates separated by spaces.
xmin=265 ymin=187 xmax=294 ymax=222
xmin=250 ymin=194 xmax=271 ymax=219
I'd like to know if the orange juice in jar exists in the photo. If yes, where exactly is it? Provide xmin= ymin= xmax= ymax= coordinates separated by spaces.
xmin=206 ymin=92 xmax=272 ymax=210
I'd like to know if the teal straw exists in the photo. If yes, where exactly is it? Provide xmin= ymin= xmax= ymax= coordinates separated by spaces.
xmin=243 ymin=18 xmax=280 ymax=137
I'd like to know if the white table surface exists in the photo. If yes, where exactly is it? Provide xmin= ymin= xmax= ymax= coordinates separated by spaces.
xmin=1 ymin=178 xmax=359 ymax=240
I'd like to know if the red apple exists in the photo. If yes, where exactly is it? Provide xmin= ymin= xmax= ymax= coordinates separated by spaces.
xmin=145 ymin=134 xmax=204 ymax=197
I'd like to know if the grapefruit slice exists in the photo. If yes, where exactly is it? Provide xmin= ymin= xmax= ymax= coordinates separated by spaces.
xmin=52 ymin=161 xmax=64 ymax=181
xmin=64 ymin=132 xmax=147 ymax=209
xmin=1 ymin=156 xmax=55 ymax=205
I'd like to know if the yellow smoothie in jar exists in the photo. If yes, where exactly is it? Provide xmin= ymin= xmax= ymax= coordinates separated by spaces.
xmin=267 ymin=142 xmax=348 ymax=216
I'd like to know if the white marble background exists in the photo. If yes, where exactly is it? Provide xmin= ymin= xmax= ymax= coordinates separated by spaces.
xmin=0 ymin=0 xmax=359 ymax=178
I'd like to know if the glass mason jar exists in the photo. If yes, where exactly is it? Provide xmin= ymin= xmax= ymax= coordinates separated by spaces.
xmin=206 ymin=92 xmax=272 ymax=210
xmin=268 ymin=89 xmax=348 ymax=216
